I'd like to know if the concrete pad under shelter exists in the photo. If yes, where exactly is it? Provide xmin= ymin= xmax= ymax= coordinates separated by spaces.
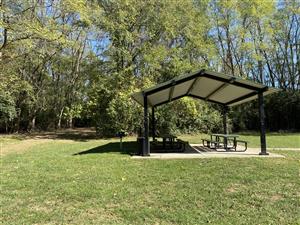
xmin=132 ymin=144 xmax=285 ymax=159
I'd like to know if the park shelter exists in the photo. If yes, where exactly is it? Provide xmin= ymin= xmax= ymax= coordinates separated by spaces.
xmin=131 ymin=69 xmax=279 ymax=156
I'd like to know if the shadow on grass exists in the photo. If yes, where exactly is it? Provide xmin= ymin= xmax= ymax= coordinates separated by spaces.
xmin=33 ymin=129 xmax=101 ymax=142
xmin=73 ymin=141 xmax=138 ymax=156
xmin=4 ymin=129 xmax=103 ymax=142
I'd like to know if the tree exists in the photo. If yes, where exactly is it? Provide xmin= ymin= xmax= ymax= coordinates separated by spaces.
xmin=0 ymin=0 xmax=299 ymax=134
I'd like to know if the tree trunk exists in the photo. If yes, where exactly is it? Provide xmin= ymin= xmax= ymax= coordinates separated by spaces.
xmin=258 ymin=60 xmax=263 ymax=84
xmin=15 ymin=109 xmax=21 ymax=133
xmin=68 ymin=117 xmax=73 ymax=129
xmin=57 ymin=107 xmax=64 ymax=129
xmin=5 ymin=121 xmax=8 ymax=133
xmin=31 ymin=116 xmax=36 ymax=130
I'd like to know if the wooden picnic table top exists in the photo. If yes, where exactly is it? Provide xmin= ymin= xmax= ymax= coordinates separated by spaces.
xmin=159 ymin=134 xmax=177 ymax=139
xmin=211 ymin=133 xmax=239 ymax=138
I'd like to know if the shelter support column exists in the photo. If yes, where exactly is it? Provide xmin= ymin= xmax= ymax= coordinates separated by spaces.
xmin=143 ymin=94 xmax=150 ymax=156
xmin=223 ymin=106 xmax=228 ymax=134
xmin=258 ymin=92 xmax=268 ymax=155
xmin=152 ymin=107 xmax=156 ymax=141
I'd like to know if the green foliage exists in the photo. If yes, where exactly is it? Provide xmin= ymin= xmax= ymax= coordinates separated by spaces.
xmin=0 ymin=0 xmax=299 ymax=134
xmin=0 ymin=90 xmax=16 ymax=123
xmin=86 ymin=73 xmax=142 ymax=136
xmin=265 ymin=91 xmax=300 ymax=131
xmin=155 ymin=98 xmax=223 ymax=135
xmin=0 ymin=0 xmax=96 ymax=131
xmin=0 ymin=73 xmax=35 ymax=131
xmin=230 ymin=90 xmax=300 ymax=132
xmin=88 ymin=0 xmax=221 ymax=136
xmin=107 ymin=91 xmax=142 ymax=135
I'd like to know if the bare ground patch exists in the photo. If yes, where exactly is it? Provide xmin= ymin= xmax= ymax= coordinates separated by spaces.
xmin=226 ymin=183 xmax=247 ymax=193
xmin=0 ymin=139 xmax=76 ymax=156
xmin=270 ymin=194 xmax=283 ymax=202
xmin=0 ymin=139 xmax=51 ymax=156
xmin=0 ymin=128 xmax=99 ymax=157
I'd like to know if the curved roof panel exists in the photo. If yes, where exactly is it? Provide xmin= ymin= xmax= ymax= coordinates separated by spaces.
xmin=131 ymin=69 xmax=279 ymax=107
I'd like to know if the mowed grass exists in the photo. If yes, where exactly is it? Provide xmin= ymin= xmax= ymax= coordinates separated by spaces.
xmin=178 ymin=132 xmax=300 ymax=148
xmin=1 ymin=133 xmax=300 ymax=224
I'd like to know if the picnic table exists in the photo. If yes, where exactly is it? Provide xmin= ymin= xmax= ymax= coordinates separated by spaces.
xmin=202 ymin=133 xmax=247 ymax=151
xmin=159 ymin=134 xmax=177 ymax=149
xmin=211 ymin=133 xmax=239 ymax=151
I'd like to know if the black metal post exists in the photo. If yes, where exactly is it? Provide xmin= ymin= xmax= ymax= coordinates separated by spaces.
xmin=258 ymin=92 xmax=268 ymax=155
xmin=119 ymin=136 xmax=123 ymax=151
xmin=143 ymin=94 xmax=150 ymax=156
xmin=152 ymin=107 xmax=155 ymax=141
xmin=223 ymin=106 xmax=228 ymax=134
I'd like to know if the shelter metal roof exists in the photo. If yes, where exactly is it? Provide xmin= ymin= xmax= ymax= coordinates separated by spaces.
xmin=131 ymin=69 xmax=279 ymax=107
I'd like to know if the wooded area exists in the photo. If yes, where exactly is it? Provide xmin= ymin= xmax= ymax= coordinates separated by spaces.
xmin=0 ymin=0 xmax=299 ymax=135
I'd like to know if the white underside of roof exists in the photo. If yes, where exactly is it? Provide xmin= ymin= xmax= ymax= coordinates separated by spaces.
xmin=228 ymin=88 xmax=278 ymax=106
xmin=131 ymin=70 xmax=280 ymax=107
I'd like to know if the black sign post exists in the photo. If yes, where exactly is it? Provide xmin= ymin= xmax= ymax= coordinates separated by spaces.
xmin=117 ymin=131 xmax=126 ymax=151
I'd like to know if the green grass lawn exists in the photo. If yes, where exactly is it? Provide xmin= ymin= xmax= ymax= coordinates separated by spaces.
xmin=1 ymin=133 xmax=300 ymax=224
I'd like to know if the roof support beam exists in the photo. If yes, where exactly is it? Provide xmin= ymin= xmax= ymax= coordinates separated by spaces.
xmin=145 ymin=69 xmax=205 ymax=96
xmin=205 ymin=78 xmax=235 ymax=100
xmin=155 ymin=94 xmax=187 ymax=107
xmin=203 ymin=73 xmax=261 ymax=91
xmin=156 ymin=93 xmax=227 ymax=107
xmin=168 ymin=81 xmax=176 ymax=102
xmin=186 ymin=77 xmax=200 ymax=95
xmin=225 ymin=91 xmax=259 ymax=106
xmin=188 ymin=94 xmax=226 ymax=106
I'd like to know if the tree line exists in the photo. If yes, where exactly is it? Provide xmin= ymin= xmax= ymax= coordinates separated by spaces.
xmin=0 ymin=0 xmax=299 ymax=135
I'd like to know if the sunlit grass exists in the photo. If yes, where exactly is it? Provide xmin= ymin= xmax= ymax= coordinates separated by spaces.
xmin=1 ymin=134 xmax=300 ymax=224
